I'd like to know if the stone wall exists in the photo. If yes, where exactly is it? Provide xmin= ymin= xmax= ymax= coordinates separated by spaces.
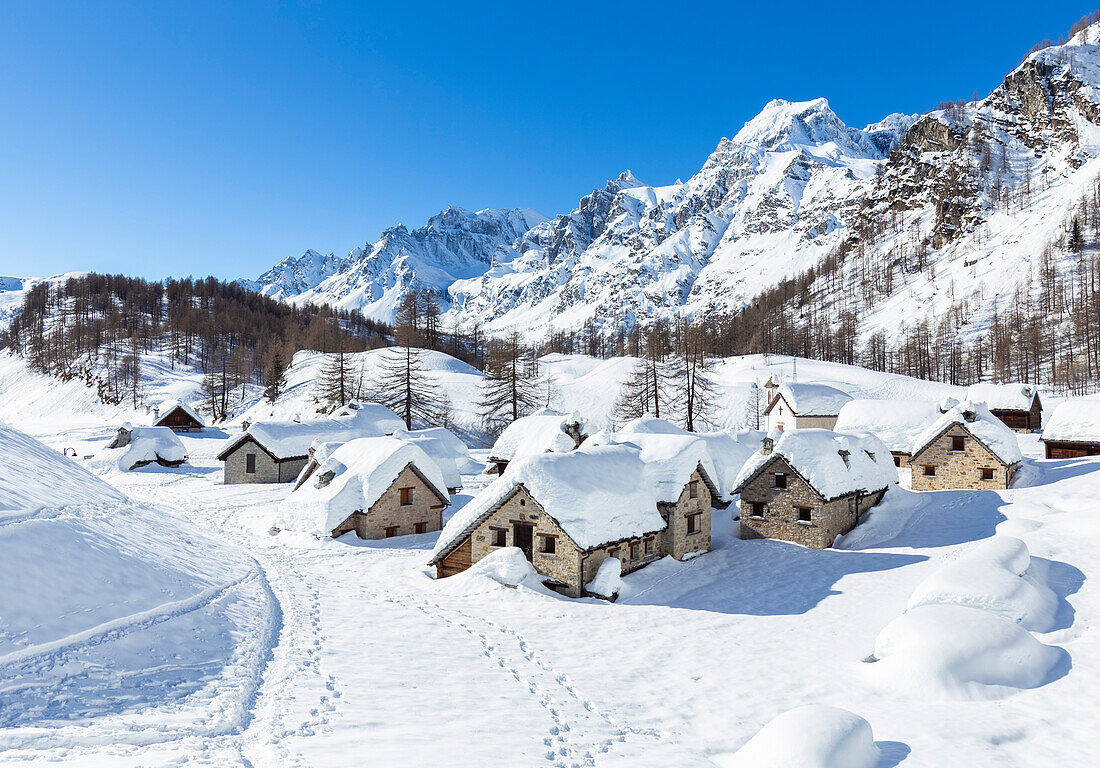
xmin=662 ymin=467 xmax=712 ymax=559
xmin=738 ymin=456 xmax=883 ymax=548
xmin=223 ymin=440 xmax=306 ymax=484
xmin=331 ymin=464 xmax=446 ymax=539
xmin=910 ymin=424 xmax=1016 ymax=490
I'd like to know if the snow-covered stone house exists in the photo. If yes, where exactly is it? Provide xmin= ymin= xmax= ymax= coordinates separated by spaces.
xmin=763 ymin=383 xmax=853 ymax=432
xmin=732 ymin=429 xmax=897 ymax=549
xmin=152 ymin=400 xmax=204 ymax=433
xmin=217 ymin=404 xmax=405 ymax=484
xmin=833 ymin=399 xmax=944 ymax=468
xmin=1040 ymin=398 xmax=1100 ymax=458
xmin=430 ymin=440 xmax=718 ymax=597
xmin=275 ymin=437 xmax=450 ymax=539
xmin=485 ymin=409 xmax=590 ymax=474
xmin=965 ymin=383 xmax=1042 ymax=432
xmin=105 ymin=424 xmax=188 ymax=470
xmin=908 ymin=401 xmax=1022 ymax=490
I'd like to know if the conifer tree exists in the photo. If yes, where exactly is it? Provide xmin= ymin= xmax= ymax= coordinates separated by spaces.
xmin=315 ymin=349 xmax=355 ymax=410
xmin=264 ymin=352 xmax=288 ymax=403
xmin=371 ymin=325 xmax=440 ymax=429
xmin=478 ymin=331 xmax=541 ymax=434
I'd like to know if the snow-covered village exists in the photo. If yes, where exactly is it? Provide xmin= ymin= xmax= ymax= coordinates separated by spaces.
xmin=5 ymin=4 xmax=1100 ymax=767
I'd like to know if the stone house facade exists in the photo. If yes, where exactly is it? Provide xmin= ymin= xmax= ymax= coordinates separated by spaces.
xmin=432 ymin=466 xmax=714 ymax=598
xmin=330 ymin=463 xmax=448 ymax=539
xmin=909 ymin=423 xmax=1018 ymax=490
xmin=219 ymin=437 xmax=308 ymax=484
xmin=736 ymin=456 xmax=884 ymax=549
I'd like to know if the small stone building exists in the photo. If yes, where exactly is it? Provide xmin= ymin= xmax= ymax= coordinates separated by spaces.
xmin=908 ymin=401 xmax=1022 ymax=490
xmin=732 ymin=429 xmax=897 ymax=549
xmin=833 ymin=399 xmax=945 ymax=468
xmin=152 ymin=400 xmax=205 ymax=433
xmin=104 ymin=425 xmax=188 ymax=470
xmin=966 ymin=383 xmax=1042 ymax=432
xmin=430 ymin=442 xmax=718 ymax=598
xmin=217 ymin=405 xmax=405 ymax=484
xmin=1041 ymin=398 xmax=1100 ymax=458
xmin=764 ymin=383 xmax=853 ymax=433
xmin=485 ymin=409 xmax=590 ymax=475
xmin=275 ymin=437 xmax=450 ymax=539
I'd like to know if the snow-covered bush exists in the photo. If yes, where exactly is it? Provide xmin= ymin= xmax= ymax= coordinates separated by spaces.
xmin=719 ymin=705 xmax=880 ymax=768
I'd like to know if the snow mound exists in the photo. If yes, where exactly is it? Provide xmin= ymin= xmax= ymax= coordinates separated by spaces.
xmin=112 ymin=426 xmax=188 ymax=470
xmin=0 ymin=423 xmax=272 ymax=738
xmin=907 ymin=537 xmax=1058 ymax=631
xmin=717 ymin=705 xmax=880 ymax=768
xmin=585 ymin=557 xmax=623 ymax=599
xmin=276 ymin=436 xmax=449 ymax=537
xmin=467 ymin=547 xmax=537 ymax=587
xmin=487 ymin=409 xmax=588 ymax=464
xmin=867 ymin=604 xmax=1064 ymax=700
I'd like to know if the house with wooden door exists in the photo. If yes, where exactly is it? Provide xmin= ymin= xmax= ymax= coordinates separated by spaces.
xmin=833 ymin=399 xmax=944 ymax=468
xmin=966 ymin=383 xmax=1042 ymax=432
xmin=275 ymin=437 xmax=449 ymax=539
xmin=429 ymin=440 xmax=718 ymax=597
xmin=732 ymin=429 xmax=897 ymax=549
xmin=152 ymin=400 xmax=205 ymax=433
xmin=217 ymin=404 xmax=405 ymax=484
xmin=764 ymin=383 xmax=853 ymax=433
xmin=1040 ymin=398 xmax=1100 ymax=458
xmin=908 ymin=401 xmax=1022 ymax=490
xmin=485 ymin=409 xmax=590 ymax=474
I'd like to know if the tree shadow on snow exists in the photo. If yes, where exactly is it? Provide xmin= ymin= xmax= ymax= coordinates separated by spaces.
xmin=618 ymin=540 xmax=925 ymax=615
xmin=1032 ymin=556 xmax=1086 ymax=632
xmin=876 ymin=740 xmax=912 ymax=768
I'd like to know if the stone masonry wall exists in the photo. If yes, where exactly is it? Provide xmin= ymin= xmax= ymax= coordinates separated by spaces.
xmin=662 ymin=467 xmax=712 ymax=559
xmin=331 ymin=464 xmax=447 ymax=539
xmin=910 ymin=424 xmax=1016 ymax=490
xmin=224 ymin=440 xmax=285 ymax=484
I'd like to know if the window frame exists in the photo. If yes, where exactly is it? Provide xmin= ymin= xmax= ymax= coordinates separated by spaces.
xmin=749 ymin=501 xmax=765 ymax=519
xmin=688 ymin=480 xmax=699 ymax=499
xmin=980 ymin=467 xmax=995 ymax=481
xmin=399 ymin=487 xmax=414 ymax=506
xmin=540 ymin=534 xmax=557 ymax=555
xmin=245 ymin=452 xmax=256 ymax=474
xmin=774 ymin=472 xmax=787 ymax=489
xmin=923 ymin=464 xmax=937 ymax=476
xmin=796 ymin=506 xmax=813 ymax=524
xmin=951 ymin=435 xmax=965 ymax=452
xmin=414 ymin=521 xmax=427 ymax=534
xmin=490 ymin=526 xmax=507 ymax=547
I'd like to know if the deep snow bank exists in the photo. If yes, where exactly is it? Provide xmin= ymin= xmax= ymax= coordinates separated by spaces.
xmin=716 ymin=705 xmax=880 ymax=768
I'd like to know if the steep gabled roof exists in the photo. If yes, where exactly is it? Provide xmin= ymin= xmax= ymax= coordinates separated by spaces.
xmin=217 ymin=405 xmax=404 ymax=461
xmin=153 ymin=400 xmax=205 ymax=427
xmin=966 ymin=383 xmax=1040 ymax=412
xmin=763 ymin=383 xmax=853 ymax=417
xmin=733 ymin=429 xmax=897 ymax=501
xmin=909 ymin=401 xmax=1022 ymax=466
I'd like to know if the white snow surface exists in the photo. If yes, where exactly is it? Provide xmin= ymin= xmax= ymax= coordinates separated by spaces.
xmin=275 ymin=436 xmax=448 ymax=537
xmin=867 ymin=604 xmax=1065 ymax=700
xmin=464 ymin=546 xmax=539 ymax=588
xmin=391 ymin=426 xmax=479 ymax=489
xmin=911 ymin=401 xmax=1023 ymax=465
xmin=585 ymin=557 xmax=623 ymax=599
xmin=111 ymin=426 xmax=188 ymax=471
xmin=223 ymin=403 xmax=405 ymax=460
xmin=733 ymin=429 xmax=898 ymax=500
xmin=833 ymin=399 xmax=944 ymax=453
xmin=906 ymin=536 xmax=1058 ymax=632
xmin=716 ymin=704 xmax=880 ymax=768
xmin=487 ymin=408 xmax=588 ymax=462
xmin=772 ymin=382 xmax=854 ymax=416
xmin=1041 ymin=396 xmax=1100 ymax=442
xmin=965 ymin=383 xmax=1039 ymax=412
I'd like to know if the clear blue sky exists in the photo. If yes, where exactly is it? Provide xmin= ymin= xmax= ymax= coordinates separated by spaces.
xmin=0 ymin=1 xmax=1093 ymax=281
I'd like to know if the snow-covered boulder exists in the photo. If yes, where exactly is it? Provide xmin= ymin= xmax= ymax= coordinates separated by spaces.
xmin=275 ymin=436 xmax=449 ymax=537
xmin=907 ymin=536 xmax=1058 ymax=632
xmin=106 ymin=426 xmax=188 ymax=471
xmin=718 ymin=705 xmax=880 ymax=768
xmin=867 ymin=604 xmax=1064 ymax=700
xmin=585 ymin=557 xmax=623 ymax=599
xmin=467 ymin=547 xmax=537 ymax=587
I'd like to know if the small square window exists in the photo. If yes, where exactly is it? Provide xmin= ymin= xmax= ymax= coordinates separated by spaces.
xmin=608 ymin=547 xmax=619 ymax=559
xmin=384 ymin=526 xmax=399 ymax=538
xmin=893 ymin=455 xmax=901 ymax=467
xmin=750 ymin=502 xmax=765 ymax=518
xmin=980 ymin=467 xmax=994 ymax=480
xmin=491 ymin=527 xmax=507 ymax=547
xmin=541 ymin=535 xmax=556 ymax=554
xmin=797 ymin=507 xmax=812 ymax=523
xmin=399 ymin=487 xmax=414 ymax=506
xmin=924 ymin=465 xmax=936 ymax=476
xmin=774 ymin=473 xmax=787 ymax=489
xmin=951 ymin=435 xmax=965 ymax=451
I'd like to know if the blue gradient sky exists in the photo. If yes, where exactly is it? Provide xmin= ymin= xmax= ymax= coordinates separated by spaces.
xmin=0 ymin=1 xmax=1093 ymax=280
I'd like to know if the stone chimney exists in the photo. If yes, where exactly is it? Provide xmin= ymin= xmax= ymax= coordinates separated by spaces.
xmin=242 ymin=419 xmax=251 ymax=432
xmin=562 ymin=416 xmax=588 ymax=450
xmin=316 ymin=469 xmax=336 ymax=488
xmin=838 ymin=448 xmax=850 ymax=468
xmin=963 ymin=409 xmax=976 ymax=423
xmin=761 ymin=436 xmax=774 ymax=455
xmin=153 ymin=406 xmax=160 ymax=420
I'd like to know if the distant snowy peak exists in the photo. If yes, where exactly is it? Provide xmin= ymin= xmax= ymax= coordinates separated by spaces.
xmin=244 ymin=249 xmax=344 ymax=301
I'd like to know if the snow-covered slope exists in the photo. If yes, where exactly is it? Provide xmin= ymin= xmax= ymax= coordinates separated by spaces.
xmin=243 ymin=207 xmax=547 ymax=321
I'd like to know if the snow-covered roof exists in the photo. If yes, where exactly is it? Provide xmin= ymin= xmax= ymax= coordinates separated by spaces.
xmin=152 ymin=399 xmax=204 ymax=427
xmin=587 ymin=416 xmax=759 ymax=501
xmin=733 ymin=429 xmax=898 ymax=501
xmin=109 ymin=427 xmax=187 ymax=471
xmin=218 ymin=405 xmax=404 ymax=461
xmin=767 ymin=382 xmax=853 ymax=417
xmin=1041 ymin=398 xmax=1100 ymax=443
xmin=391 ymin=427 xmax=474 ymax=490
xmin=966 ymin=383 xmax=1039 ymax=412
xmin=910 ymin=401 xmax=1022 ymax=465
xmin=275 ymin=436 xmax=448 ymax=536
xmin=833 ymin=399 xmax=944 ymax=454
xmin=487 ymin=409 xmax=589 ymax=463
xmin=432 ymin=444 xmax=674 ymax=562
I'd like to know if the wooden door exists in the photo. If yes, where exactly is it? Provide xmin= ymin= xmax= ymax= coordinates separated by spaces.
xmin=512 ymin=523 xmax=534 ymax=561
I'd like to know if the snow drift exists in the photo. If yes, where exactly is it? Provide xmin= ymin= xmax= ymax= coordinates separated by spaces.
xmin=716 ymin=705 xmax=880 ymax=768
